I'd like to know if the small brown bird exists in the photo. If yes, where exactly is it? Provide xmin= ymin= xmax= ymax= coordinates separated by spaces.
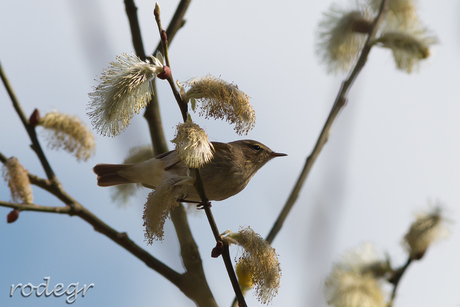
xmin=93 ymin=140 xmax=286 ymax=202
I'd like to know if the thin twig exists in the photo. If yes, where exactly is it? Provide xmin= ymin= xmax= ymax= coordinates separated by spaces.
xmin=152 ymin=0 xmax=191 ymax=56
xmin=125 ymin=1 xmax=219 ymax=306
xmin=0 ymin=152 xmax=7 ymax=164
xmin=154 ymin=6 xmax=188 ymax=121
xmin=123 ymin=0 xmax=169 ymax=153
xmin=141 ymin=0 xmax=192 ymax=152
xmin=223 ymin=244 xmax=247 ymax=307
xmin=167 ymin=77 xmax=188 ymax=121
xmin=124 ymin=0 xmax=146 ymax=60
xmin=74 ymin=202 xmax=182 ymax=286
xmin=0 ymin=63 xmax=56 ymax=182
xmin=265 ymin=0 xmax=389 ymax=244
xmin=152 ymin=6 xmax=246 ymax=305
xmin=153 ymin=6 xmax=171 ymax=68
xmin=125 ymin=0 xmax=216 ymax=300
xmin=388 ymin=257 xmax=412 ymax=307
xmin=0 ymin=200 xmax=71 ymax=214
xmin=194 ymin=169 xmax=221 ymax=240
xmin=143 ymin=81 xmax=169 ymax=155
xmin=194 ymin=170 xmax=246 ymax=307
xmin=2 ymin=0 xmax=215 ymax=305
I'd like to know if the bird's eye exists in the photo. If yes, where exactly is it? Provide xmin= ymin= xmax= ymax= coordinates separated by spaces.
xmin=252 ymin=144 xmax=261 ymax=151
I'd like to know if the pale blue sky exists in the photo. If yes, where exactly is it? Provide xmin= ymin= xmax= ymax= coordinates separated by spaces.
xmin=1 ymin=0 xmax=459 ymax=306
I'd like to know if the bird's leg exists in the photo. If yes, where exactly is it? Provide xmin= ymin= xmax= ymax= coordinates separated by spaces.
xmin=197 ymin=200 xmax=212 ymax=210
xmin=177 ymin=199 xmax=212 ymax=209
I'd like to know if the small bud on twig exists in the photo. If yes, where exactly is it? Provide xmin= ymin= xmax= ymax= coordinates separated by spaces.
xmin=154 ymin=2 xmax=160 ymax=18
xmin=161 ymin=30 xmax=168 ymax=44
xmin=157 ymin=66 xmax=171 ymax=80
xmin=211 ymin=241 xmax=224 ymax=258
xmin=29 ymin=109 xmax=41 ymax=128
xmin=7 ymin=209 xmax=20 ymax=223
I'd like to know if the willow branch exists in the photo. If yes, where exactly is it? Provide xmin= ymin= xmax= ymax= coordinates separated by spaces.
xmin=0 ymin=152 xmax=7 ymax=163
xmin=194 ymin=168 xmax=246 ymax=306
xmin=146 ymin=0 xmax=191 ymax=147
xmin=124 ymin=0 xmax=146 ymax=60
xmin=265 ymin=0 xmax=389 ymax=244
xmin=152 ymin=0 xmax=191 ymax=56
xmin=0 ymin=200 xmax=181 ymax=286
xmin=154 ymin=5 xmax=188 ymax=121
xmin=0 ymin=200 xmax=71 ymax=214
xmin=125 ymin=1 xmax=219 ymax=306
xmin=0 ymin=58 xmax=182 ymax=294
xmin=222 ymin=244 xmax=247 ymax=307
xmin=0 ymin=63 xmax=56 ymax=182
xmin=151 ymin=8 xmax=246 ymax=305
xmin=0 ymin=149 xmax=182 ymax=286
xmin=123 ymin=0 xmax=168 ymax=152
xmin=74 ymin=201 xmax=182 ymax=286
xmin=143 ymin=81 xmax=169 ymax=154
xmin=195 ymin=169 xmax=247 ymax=307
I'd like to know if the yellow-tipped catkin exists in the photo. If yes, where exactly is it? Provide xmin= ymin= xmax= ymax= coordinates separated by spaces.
xmin=403 ymin=206 xmax=450 ymax=260
xmin=111 ymin=145 xmax=154 ymax=205
xmin=2 ymin=157 xmax=33 ymax=204
xmin=236 ymin=260 xmax=254 ymax=294
xmin=324 ymin=244 xmax=387 ymax=307
xmin=316 ymin=4 xmax=372 ymax=73
xmin=88 ymin=53 xmax=164 ymax=137
xmin=184 ymin=76 xmax=256 ymax=135
xmin=171 ymin=121 xmax=214 ymax=168
xmin=38 ymin=111 xmax=95 ymax=161
xmin=227 ymin=227 xmax=281 ymax=304
xmin=142 ymin=177 xmax=182 ymax=244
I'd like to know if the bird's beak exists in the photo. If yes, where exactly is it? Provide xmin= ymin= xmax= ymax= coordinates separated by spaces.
xmin=270 ymin=152 xmax=287 ymax=157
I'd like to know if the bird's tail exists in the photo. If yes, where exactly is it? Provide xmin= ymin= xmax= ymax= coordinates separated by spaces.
xmin=93 ymin=164 xmax=134 ymax=187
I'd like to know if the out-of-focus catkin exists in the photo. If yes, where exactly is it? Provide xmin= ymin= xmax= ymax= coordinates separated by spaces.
xmin=2 ymin=157 xmax=33 ymax=204
xmin=38 ymin=111 xmax=95 ymax=161
xmin=403 ymin=206 xmax=450 ymax=260
xmin=316 ymin=5 xmax=372 ymax=73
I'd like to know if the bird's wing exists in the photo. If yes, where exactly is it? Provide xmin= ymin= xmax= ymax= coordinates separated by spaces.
xmin=156 ymin=150 xmax=182 ymax=171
